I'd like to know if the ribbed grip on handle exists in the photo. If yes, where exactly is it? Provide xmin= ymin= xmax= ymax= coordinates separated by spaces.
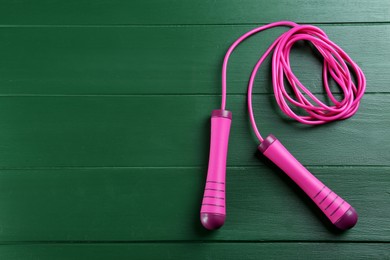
xmin=259 ymin=135 xmax=358 ymax=230
xmin=312 ymin=185 xmax=357 ymax=229
xmin=200 ymin=109 xmax=232 ymax=230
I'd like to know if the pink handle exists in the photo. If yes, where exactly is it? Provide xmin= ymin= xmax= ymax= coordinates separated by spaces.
xmin=200 ymin=109 xmax=232 ymax=230
xmin=259 ymin=135 xmax=358 ymax=230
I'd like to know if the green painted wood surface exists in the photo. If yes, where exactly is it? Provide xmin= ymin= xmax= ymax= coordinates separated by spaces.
xmin=0 ymin=95 xmax=388 ymax=167
xmin=0 ymin=167 xmax=388 ymax=241
xmin=0 ymin=0 xmax=389 ymax=25
xmin=0 ymin=243 xmax=388 ymax=260
xmin=0 ymin=0 xmax=389 ymax=259
xmin=0 ymin=25 xmax=388 ymax=95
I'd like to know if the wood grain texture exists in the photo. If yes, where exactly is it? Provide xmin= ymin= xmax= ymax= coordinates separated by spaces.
xmin=0 ymin=25 xmax=388 ymax=95
xmin=0 ymin=243 xmax=388 ymax=260
xmin=0 ymin=0 xmax=389 ymax=257
xmin=0 ymin=95 xmax=387 ymax=168
xmin=0 ymin=0 xmax=389 ymax=25
xmin=0 ymin=167 xmax=388 ymax=241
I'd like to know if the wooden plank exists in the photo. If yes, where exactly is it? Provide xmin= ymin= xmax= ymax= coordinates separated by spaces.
xmin=0 ymin=243 xmax=388 ymax=260
xmin=0 ymin=25 xmax=388 ymax=95
xmin=0 ymin=0 xmax=389 ymax=25
xmin=0 ymin=167 xmax=388 ymax=241
xmin=0 ymin=94 xmax=387 ymax=168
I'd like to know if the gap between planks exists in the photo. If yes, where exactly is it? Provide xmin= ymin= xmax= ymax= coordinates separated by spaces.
xmin=0 ymin=21 xmax=389 ymax=28
xmin=0 ymin=165 xmax=388 ymax=171
xmin=0 ymin=240 xmax=388 ymax=245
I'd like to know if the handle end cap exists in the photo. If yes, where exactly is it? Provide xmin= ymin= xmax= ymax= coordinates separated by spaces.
xmin=211 ymin=109 xmax=232 ymax=119
xmin=334 ymin=207 xmax=358 ymax=230
xmin=200 ymin=213 xmax=225 ymax=230
xmin=258 ymin=134 xmax=277 ymax=153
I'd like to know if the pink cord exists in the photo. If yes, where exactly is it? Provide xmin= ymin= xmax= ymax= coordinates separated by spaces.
xmin=221 ymin=21 xmax=366 ymax=142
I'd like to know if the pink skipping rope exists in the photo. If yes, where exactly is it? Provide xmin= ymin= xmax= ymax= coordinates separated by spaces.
xmin=200 ymin=21 xmax=366 ymax=230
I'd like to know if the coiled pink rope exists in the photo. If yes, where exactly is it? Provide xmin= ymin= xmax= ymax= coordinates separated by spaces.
xmin=221 ymin=21 xmax=366 ymax=142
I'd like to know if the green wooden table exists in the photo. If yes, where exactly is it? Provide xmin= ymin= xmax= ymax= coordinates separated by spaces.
xmin=0 ymin=1 xmax=389 ymax=259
